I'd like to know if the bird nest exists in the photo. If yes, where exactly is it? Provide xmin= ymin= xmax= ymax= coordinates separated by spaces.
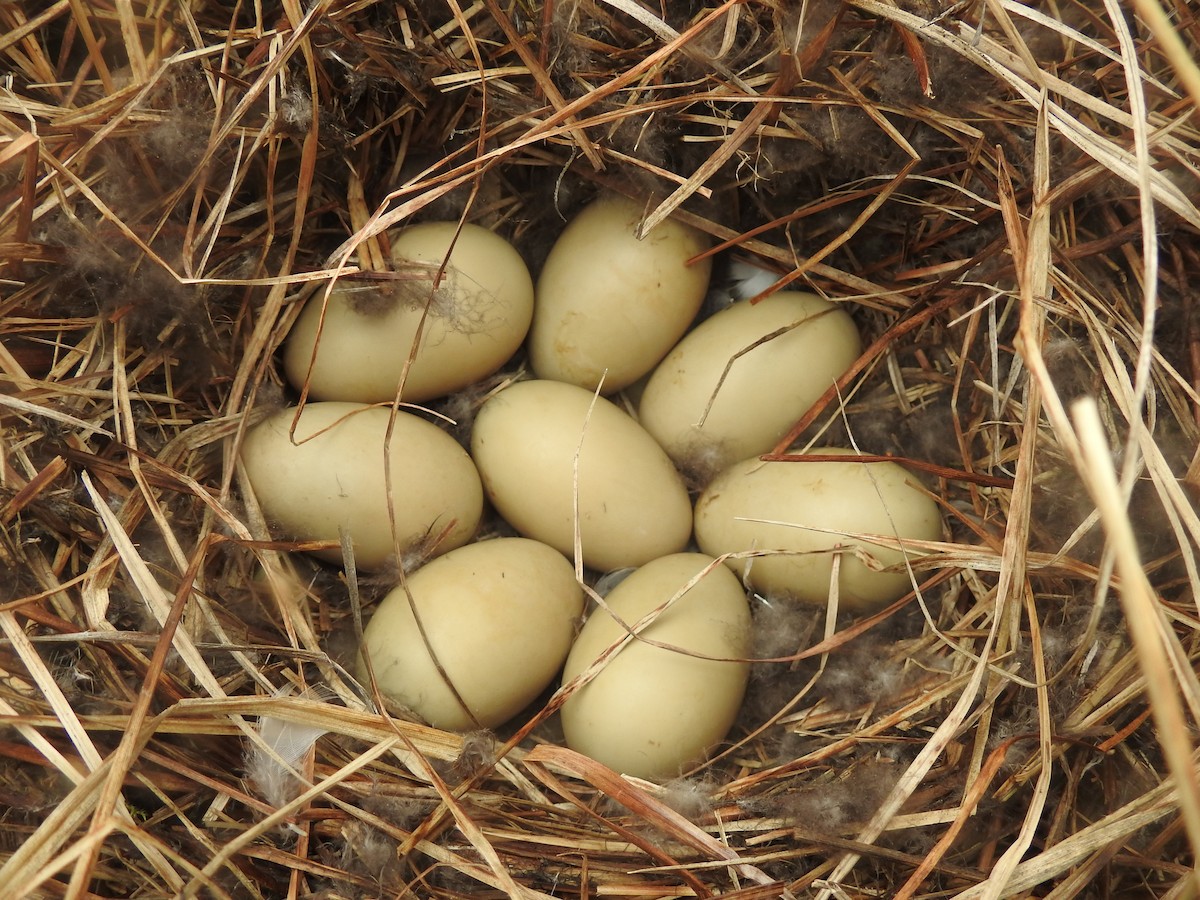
xmin=2 ymin=1 xmax=1200 ymax=897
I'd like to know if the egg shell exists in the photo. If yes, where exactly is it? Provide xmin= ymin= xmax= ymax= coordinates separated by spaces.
xmin=560 ymin=553 xmax=750 ymax=780
xmin=693 ymin=450 xmax=942 ymax=611
xmin=240 ymin=402 xmax=482 ymax=570
xmin=529 ymin=194 xmax=711 ymax=393
xmin=283 ymin=222 xmax=533 ymax=403
xmin=359 ymin=538 xmax=584 ymax=730
xmin=638 ymin=292 xmax=862 ymax=481
xmin=470 ymin=379 xmax=692 ymax=571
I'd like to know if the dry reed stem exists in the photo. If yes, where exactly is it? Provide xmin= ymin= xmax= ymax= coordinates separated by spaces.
xmin=1072 ymin=397 xmax=1200 ymax=882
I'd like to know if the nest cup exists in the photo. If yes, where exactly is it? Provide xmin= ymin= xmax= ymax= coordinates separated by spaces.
xmin=2 ymin=2 xmax=1200 ymax=898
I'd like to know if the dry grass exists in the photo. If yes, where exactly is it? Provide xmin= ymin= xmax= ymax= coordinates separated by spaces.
xmin=2 ymin=0 xmax=1200 ymax=897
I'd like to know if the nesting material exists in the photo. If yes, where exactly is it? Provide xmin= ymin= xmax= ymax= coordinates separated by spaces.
xmin=2 ymin=1 xmax=1200 ymax=898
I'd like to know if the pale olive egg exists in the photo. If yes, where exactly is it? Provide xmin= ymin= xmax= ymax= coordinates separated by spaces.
xmin=283 ymin=222 xmax=533 ymax=403
xmin=470 ymin=379 xmax=692 ymax=571
xmin=529 ymin=194 xmax=711 ymax=393
xmin=693 ymin=449 xmax=942 ymax=611
xmin=638 ymin=292 xmax=862 ymax=483
xmin=240 ymin=402 xmax=482 ymax=570
xmin=358 ymin=538 xmax=583 ymax=730
xmin=560 ymin=553 xmax=750 ymax=780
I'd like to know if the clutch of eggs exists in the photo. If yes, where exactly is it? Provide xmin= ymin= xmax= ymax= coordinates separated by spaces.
xmin=240 ymin=205 xmax=946 ymax=765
